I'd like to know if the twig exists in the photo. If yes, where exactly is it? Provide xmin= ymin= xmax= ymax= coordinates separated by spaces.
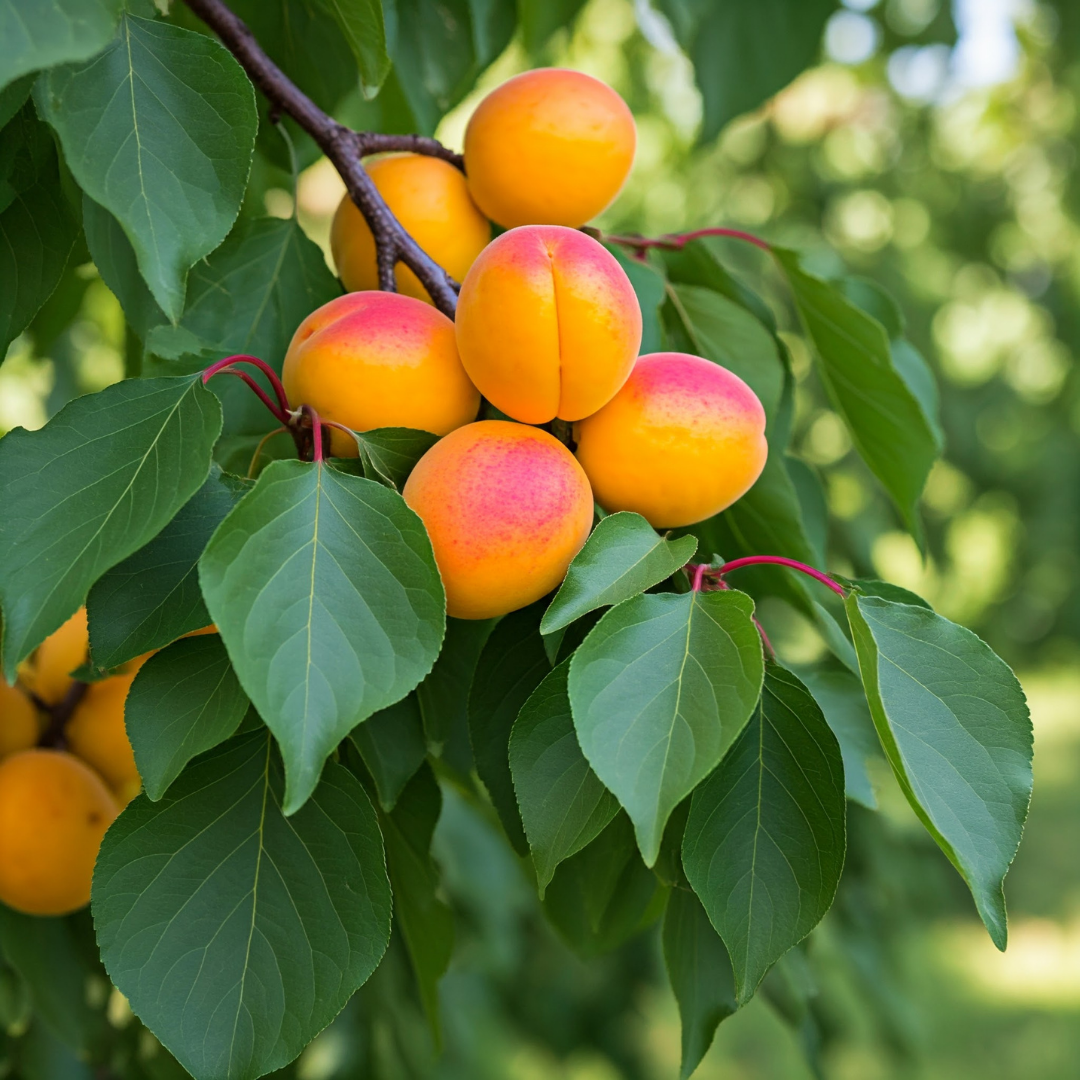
xmin=182 ymin=0 xmax=461 ymax=317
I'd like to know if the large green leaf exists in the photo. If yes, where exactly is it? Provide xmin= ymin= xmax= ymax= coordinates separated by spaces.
xmin=569 ymin=590 xmax=764 ymax=865
xmin=773 ymin=249 xmax=938 ymax=532
xmin=846 ymin=593 xmax=1033 ymax=948
xmin=35 ymin=15 xmax=258 ymax=321
xmin=200 ymin=459 xmax=445 ymax=814
xmin=655 ymin=0 xmax=837 ymax=142
xmin=0 ymin=0 xmax=121 ymax=92
xmin=350 ymin=692 xmax=427 ymax=811
xmin=663 ymin=887 xmax=737 ymax=1080
xmin=0 ymin=375 xmax=222 ymax=679
xmin=683 ymin=664 xmax=846 ymax=1002
xmin=87 ymin=466 xmax=250 ymax=670
xmin=126 ymin=634 xmax=250 ymax=801
xmin=541 ymin=513 xmax=697 ymax=636
xmin=313 ymin=0 xmax=388 ymax=92
xmin=93 ymin=733 xmax=392 ymax=1080
xmin=354 ymin=427 xmax=441 ymax=491
xmin=509 ymin=660 xmax=619 ymax=895
xmin=468 ymin=602 xmax=550 ymax=853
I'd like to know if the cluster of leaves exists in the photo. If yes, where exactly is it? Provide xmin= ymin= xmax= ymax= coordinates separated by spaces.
xmin=0 ymin=2 xmax=1037 ymax=1079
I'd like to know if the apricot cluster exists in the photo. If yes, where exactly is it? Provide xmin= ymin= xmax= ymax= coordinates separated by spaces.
xmin=299 ymin=68 xmax=768 ymax=620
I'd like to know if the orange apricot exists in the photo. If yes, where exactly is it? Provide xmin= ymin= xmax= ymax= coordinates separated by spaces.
xmin=403 ymin=421 xmax=594 ymax=619
xmin=331 ymin=154 xmax=491 ymax=302
xmin=464 ymin=68 xmax=636 ymax=229
xmin=455 ymin=225 xmax=642 ymax=424
xmin=283 ymin=291 xmax=480 ymax=457
xmin=66 ymin=669 xmax=141 ymax=804
xmin=0 ymin=681 xmax=39 ymax=760
xmin=574 ymin=352 xmax=768 ymax=529
xmin=18 ymin=607 xmax=88 ymax=705
xmin=0 ymin=750 xmax=118 ymax=916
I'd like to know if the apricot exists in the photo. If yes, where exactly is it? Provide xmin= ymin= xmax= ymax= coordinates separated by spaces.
xmin=18 ymin=607 xmax=88 ymax=705
xmin=283 ymin=291 xmax=480 ymax=457
xmin=464 ymin=68 xmax=636 ymax=229
xmin=331 ymin=154 xmax=491 ymax=302
xmin=0 ymin=681 xmax=39 ymax=760
xmin=455 ymin=226 xmax=641 ymax=424
xmin=0 ymin=750 xmax=118 ymax=916
xmin=66 ymin=668 xmax=141 ymax=804
xmin=403 ymin=421 xmax=593 ymax=619
xmin=574 ymin=352 xmax=768 ymax=529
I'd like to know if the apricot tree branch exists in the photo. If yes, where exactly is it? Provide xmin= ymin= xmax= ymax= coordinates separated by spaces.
xmin=181 ymin=0 xmax=461 ymax=316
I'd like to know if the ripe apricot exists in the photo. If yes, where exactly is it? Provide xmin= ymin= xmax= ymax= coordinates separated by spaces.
xmin=0 ymin=681 xmax=39 ymax=760
xmin=0 ymin=750 xmax=118 ymax=916
xmin=283 ymin=291 xmax=480 ymax=457
xmin=464 ymin=68 xmax=636 ymax=228
xmin=403 ymin=421 xmax=593 ymax=619
xmin=455 ymin=226 xmax=641 ymax=424
xmin=66 ymin=668 xmax=141 ymax=804
xmin=18 ymin=607 xmax=88 ymax=705
xmin=331 ymin=154 xmax=491 ymax=302
xmin=574 ymin=352 xmax=768 ymax=528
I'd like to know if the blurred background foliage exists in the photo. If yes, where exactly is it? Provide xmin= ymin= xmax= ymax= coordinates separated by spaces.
xmin=3 ymin=1 xmax=1079 ymax=1077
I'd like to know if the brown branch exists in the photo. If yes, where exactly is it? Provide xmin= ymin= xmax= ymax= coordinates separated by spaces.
xmin=182 ymin=0 xmax=461 ymax=316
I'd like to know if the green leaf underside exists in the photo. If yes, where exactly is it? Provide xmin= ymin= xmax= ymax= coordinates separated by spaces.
xmin=126 ymin=634 xmax=250 ymax=801
xmin=569 ymin=590 xmax=765 ymax=866
xmin=663 ymin=887 xmax=737 ymax=1080
xmin=0 ymin=375 xmax=222 ymax=679
xmin=541 ymin=512 xmax=697 ymax=636
xmin=311 ymin=0 xmax=389 ymax=92
xmin=199 ymin=459 xmax=444 ymax=815
xmin=35 ymin=15 xmax=258 ymax=321
xmin=468 ymin=602 xmax=551 ymax=854
xmin=93 ymin=733 xmax=392 ymax=1080
xmin=350 ymin=692 xmax=427 ymax=812
xmin=88 ymin=466 xmax=250 ymax=670
xmin=355 ymin=427 xmax=441 ymax=490
xmin=846 ymin=594 xmax=1033 ymax=949
xmin=683 ymin=664 xmax=847 ymax=1003
xmin=509 ymin=660 xmax=619 ymax=895
xmin=773 ymin=249 xmax=938 ymax=532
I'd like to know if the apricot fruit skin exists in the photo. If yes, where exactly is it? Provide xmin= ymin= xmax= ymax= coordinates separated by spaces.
xmin=464 ymin=68 xmax=635 ymax=229
xmin=19 ymin=607 xmax=88 ymax=705
xmin=0 ymin=681 xmax=39 ymax=760
xmin=456 ymin=226 xmax=641 ymax=424
xmin=402 ymin=421 xmax=594 ymax=620
xmin=330 ymin=154 xmax=491 ymax=302
xmin=66 ymin=669 xmax=141 ymax=803
xmin=574 ymin=352 xmax=768 ymax=529
xmin=283 ymin=291 xmax=480 ymax=457
xmin=0 ymin=750 xmax=118 ymax=916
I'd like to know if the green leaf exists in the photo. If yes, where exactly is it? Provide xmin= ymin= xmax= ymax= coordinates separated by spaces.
xmin=663 ymin=888 xmax=737 ymax=1080
xmin=0 ymin=73 xmax=33 ymax=130
xmin=0 ymin=375 xmax=222 ymax=680
xmin=200 ymin=459 xmax=445 ymax=814
xmin=683 ymin=664 xmax=846 ymax=1003
xmin=773 ymin=248 xmax=938 ymax=532
xmin=0 ymin=0 xmax=121 ymax=93
xmin=312 ymin=0 xmax=389 ymax=92
xmin=35 ymin=15 xmax=258 ymax=321
xmin=839 ymin=576 xmax=932 ymax=608
xmin=518 ymin=0 xmax=588 ymax=52
xmin=126 ymin=634 xmax=250 ymax=801
xmin=87 ymin=466 xmax=251 ymax=670
xmin=569 ymin=590 xmax=764 ymax=865
xmin=509 ymin=660 xmax=619 ymax=896
xmin=355 ymin=427 xmax=441 ymax=491
xmin=93 ymin=733 xmax=392 ymax=1080
xmin=376 ymin=764 xmax=453 ymax=1038
xmin=610 ymin=247 xmax=667 ymax=354
xmin=350 ymin=692 xmax=427 ymax=811
xmin=655 ymin=0 xmax=836 ymax=142
xmin=845 ymin=594 xmax=1033 ymax=948
xmin=468 ymin=602 xmax=550 ymax=853
xmin=541 ymin=513 xmax=697 ymax=636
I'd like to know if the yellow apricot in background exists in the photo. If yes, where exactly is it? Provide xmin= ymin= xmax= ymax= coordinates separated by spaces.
xmin=455 ymin=225 xmax=641 ymax=424
xmin=331 ymin=154 xmax=491 ymax=301
xmin=574 ymin=352 xmax=768 ymax=528
xmin=0 ymin=750 xmax=118 ymax=916
xmin=464 ymin=68 xmax=636 ymax=228
xmin=0 ymin=681 xmax=39 ymax=760
xmin=403 ymin=421 xmax=594 ymax=619
xmin=19 ymin=607 xmax=88 ymax=705
xmin=66 ymin=668 xmax=142 ymax=804
xmin=283 ymin=291 xmax=480 ymax=457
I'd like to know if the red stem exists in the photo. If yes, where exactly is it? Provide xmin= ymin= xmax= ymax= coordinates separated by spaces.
xmin=202 ymin=354 xmax=292 ymax=424
xmin=302 ymin=405 xmax=325 ymax=463
xmin=604 ymin=227 xmax=772 ymax=255
xmin=713 ymin=556 xmax=847 ymax=597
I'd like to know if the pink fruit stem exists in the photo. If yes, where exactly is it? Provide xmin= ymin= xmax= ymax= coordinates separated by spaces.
xmin=301 ymin=404 xmax=325 ymax=463
xmin=202 ymin=355 xmax=291 ymax=419
xmin=710 ymin=556 xmax=847 ymax=598
xmin=604 ymin=227 xmax=772 ymax=255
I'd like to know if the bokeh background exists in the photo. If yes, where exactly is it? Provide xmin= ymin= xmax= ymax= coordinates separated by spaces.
xmin=3 ymin=1 xmax=1078 ymax=1077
